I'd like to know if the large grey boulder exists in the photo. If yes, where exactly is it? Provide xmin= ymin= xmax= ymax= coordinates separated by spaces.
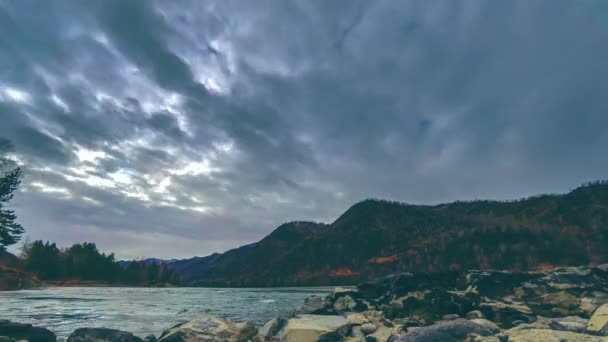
xmin=67 ymin=328 xmax=143 ymax=342
xmin=0 ymin=320 xmax=56 ymax=342
xmin=295 ymin=295 xmax=330 ymax=315
xmin=389 ymin=319 xmax=498 ymax=342
xmin=157 ymin=316 xmax=257 ymax=342
xmin=278 ymin=314 xmax=351 ymax=342
xmin=505 ymin=329 xmax=605 ymax=342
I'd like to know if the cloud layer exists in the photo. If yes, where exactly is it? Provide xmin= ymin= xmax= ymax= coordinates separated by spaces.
xmin=1 ymin=1 xmax=607 ymax=258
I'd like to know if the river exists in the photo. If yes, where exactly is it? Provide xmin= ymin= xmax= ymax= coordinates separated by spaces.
xmin=0 ymin=286 xmax=334 ymax=339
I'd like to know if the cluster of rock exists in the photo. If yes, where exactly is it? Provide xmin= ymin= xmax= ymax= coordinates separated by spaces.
xmin=2 ymin=265 xmax=608 ymax=341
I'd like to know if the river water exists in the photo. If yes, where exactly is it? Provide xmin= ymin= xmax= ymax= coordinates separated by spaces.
xmin=0 ymin=286 xmax=334 ymax=339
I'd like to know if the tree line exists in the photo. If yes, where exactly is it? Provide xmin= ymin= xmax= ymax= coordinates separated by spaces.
xmin=21 ymin=240 xmax=179 ymax=285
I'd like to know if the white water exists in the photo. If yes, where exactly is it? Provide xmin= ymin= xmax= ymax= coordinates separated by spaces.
xmin=0 ymin=286 xmax=333 ymax=339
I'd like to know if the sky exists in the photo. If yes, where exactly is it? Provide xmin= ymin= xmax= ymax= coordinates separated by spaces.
xmin=1 ymin=1 xmax=608 ymax=259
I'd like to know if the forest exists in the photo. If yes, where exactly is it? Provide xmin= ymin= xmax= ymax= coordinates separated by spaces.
xmin=20 ymin=240 xmax=179 ymax=286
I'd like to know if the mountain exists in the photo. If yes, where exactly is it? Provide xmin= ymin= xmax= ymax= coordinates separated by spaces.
xmin=0 ymin=249 xmax=18 ymax=267
xmin=173 ymin=181 xmax=608 ymax=286
xmin=117 ymin=258 xmax=179 ymax=267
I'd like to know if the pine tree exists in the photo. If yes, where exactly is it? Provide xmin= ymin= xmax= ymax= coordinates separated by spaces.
xmin=0 ymin=140 xmax=24 ymax=249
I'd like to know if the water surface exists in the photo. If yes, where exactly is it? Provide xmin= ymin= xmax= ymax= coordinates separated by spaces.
xmin=0 ymin=286 xmax=333 ymax=338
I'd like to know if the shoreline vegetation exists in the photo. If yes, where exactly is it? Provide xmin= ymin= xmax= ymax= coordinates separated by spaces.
xmin=1 ymin=264 xmax=607 ymax=341
xmin=0 ymin=241 xmax=179 ymax=291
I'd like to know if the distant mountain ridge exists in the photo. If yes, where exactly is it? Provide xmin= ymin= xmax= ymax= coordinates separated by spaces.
xmin=169 ymin=182 xmax=608 ymax=286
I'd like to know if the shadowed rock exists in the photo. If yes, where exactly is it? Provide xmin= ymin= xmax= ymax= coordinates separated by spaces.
xmin=67 ymin=328 xmax=144 ymax=342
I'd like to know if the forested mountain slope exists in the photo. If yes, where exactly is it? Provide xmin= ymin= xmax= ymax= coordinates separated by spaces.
xmin=172 ymin=182 xmax=608 ymax=286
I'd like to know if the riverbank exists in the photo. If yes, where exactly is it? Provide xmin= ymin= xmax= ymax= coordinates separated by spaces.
xmin=1 ymin=265 xmax=607 ymax=341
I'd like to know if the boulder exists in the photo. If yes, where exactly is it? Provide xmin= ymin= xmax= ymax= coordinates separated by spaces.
xmin=278 ymin=315 xmax=351 ymax=342
xmin=505 ymin=328 xmax=605 ymax=342
xmin=468 ymin=319 xmax=500 ymax=333
xmin=157 ymin=316 xmax=257 ymax=342
xmin=333 ymin=287 xmax=359 ymax=299
xmin=346 ymin=314 xmax=369 ymax=325
xmin=295 ymin=295 xmax=330 ymax=315
xmin=67 ymin=328 xmax=143 ymax=342
xmin=0 ymin=320 xmax=56 ymax=342
xmin=334 ymin=295 xmax=357 ymax=313
xmin=358 ymin=272 xmax=459 ymax=301
xmin=586 ymin=304 xmax=608 ymax=336
xmin=360 ymin=323 xmax=377 ymax=335
xmin=390 ymin=319 xmax=498 ymax=342
xmin=579 ymin=292 xmax=608 ymax=315
xmin=509 ymin=316 xmax=588 ymax=333
xmin=257 ymin=318 xmax=286 ymax=341
xmin=364 ymin=326 xmax=392 ymax=342
xmin=466 ymin=270 xmax=541 ymax=298
xmin=479 ymin=299 xmax=534 ymax=328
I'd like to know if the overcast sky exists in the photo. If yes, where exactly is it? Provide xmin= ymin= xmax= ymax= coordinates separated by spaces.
xmin=1 ymin=1 xmax=607 ymax=259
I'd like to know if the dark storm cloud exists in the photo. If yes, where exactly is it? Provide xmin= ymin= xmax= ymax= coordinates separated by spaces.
xmin=1 ymin=0 xmax=608 ymax=258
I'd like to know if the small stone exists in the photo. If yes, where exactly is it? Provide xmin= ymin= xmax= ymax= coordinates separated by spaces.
xmin=441 ymin=314 xmax=460 ymax=321
xmin=466 ymin=310 xmax=484 ymax=319
xmin=360 ymin=323 xmax=377 ymax=335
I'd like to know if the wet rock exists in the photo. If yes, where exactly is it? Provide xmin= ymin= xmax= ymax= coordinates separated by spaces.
xmin=0 ymin=320 xmax=56 ymax=342
xmin=442 ymin=314 xmax=460 ymax=321
xmin=157 ymin=316 xmax=257 ymax=342
xmin=144 ymin=335 xmax=156 ymax=342
xmin=67 ymin=328 xmax=143 ymax=342
xmin=295 ymin=295 xmax=330 ymax=315
xmin=278 ymin=315 xmax=351 ymax=342
xmin=389 ymin=319 xmax=497 ymax=342
xmin=586 ymin=303 xmax=608 ymax=336
xmin=505 ymin=328 xmax=605 ymax=342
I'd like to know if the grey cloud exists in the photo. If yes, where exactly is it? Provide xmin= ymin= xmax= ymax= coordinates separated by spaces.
xmin=2 ymin=0 xmax=608 ymax=258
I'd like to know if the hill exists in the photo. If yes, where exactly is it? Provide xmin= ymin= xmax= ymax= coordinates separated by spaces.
xmin=173 ymin=182 xmax=608 ymax=286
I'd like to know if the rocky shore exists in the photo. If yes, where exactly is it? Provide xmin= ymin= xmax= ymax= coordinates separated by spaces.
xmin=2 ymin=265 xmax=608 ymax=341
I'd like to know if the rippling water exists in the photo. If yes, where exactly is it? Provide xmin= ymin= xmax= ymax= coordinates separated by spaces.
xmin=0 ymin=287 xmax=334 ymax=339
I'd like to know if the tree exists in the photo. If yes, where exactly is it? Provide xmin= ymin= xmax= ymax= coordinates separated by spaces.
xmin=0 ymin=139 xmax=24 ymax=249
